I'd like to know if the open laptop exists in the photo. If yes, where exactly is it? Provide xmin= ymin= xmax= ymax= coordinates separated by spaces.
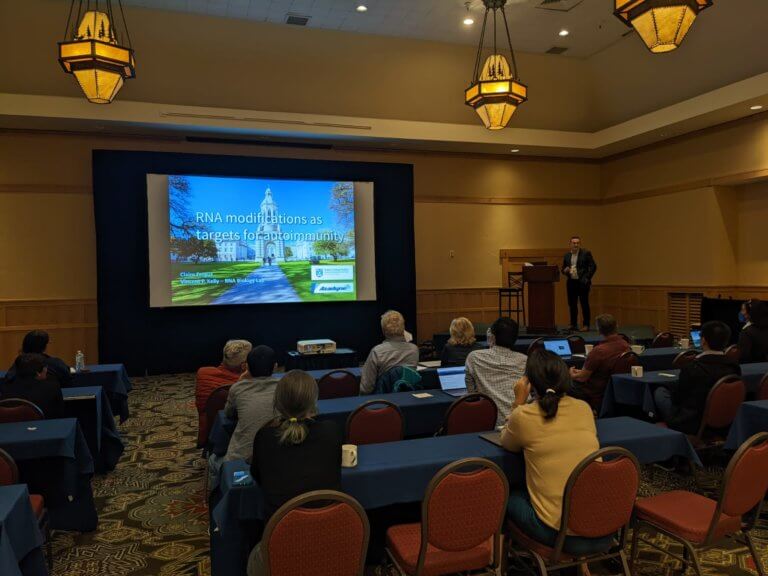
xmin=543 ymin=339 xmax=572 ymax=357
xmin=690 ymin=329 xmax=702 ymax=349
xmin=437 ymin=366 xmax=467 ymax=397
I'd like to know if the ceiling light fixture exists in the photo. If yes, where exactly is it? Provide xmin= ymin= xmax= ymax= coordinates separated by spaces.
xmin=614 ymin=0 xmax=713 ymax=54
xmin=559 ymin=29 xmax=570 ymax=37
xmin=750 ymin=105 xmax=763 ymax=111
xmin=465 ymin=0 xmax=527 ymax=130
xmin=356 ymin=4 xmax=368 ymax=12
xmin=463 ymin=2 xmax=474 ymax=25
xmin=58 ymin=1 xmax=136 ymax=104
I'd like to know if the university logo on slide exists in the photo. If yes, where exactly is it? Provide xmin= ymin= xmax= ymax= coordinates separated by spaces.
xmin=311 ymin=282 xmax=354 ymax=294
xmin=310 ymin=265 xmax=354 ymax=281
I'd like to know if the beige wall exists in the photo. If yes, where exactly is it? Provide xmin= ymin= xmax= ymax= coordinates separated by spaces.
xmin=737 ymin=181 xmax=768 ymax=286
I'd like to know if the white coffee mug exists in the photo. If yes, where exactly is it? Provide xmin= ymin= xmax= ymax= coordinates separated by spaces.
xmin=631 ymin=366 xmax=644 ymax=378
xmin=342 ymin=444 xmax=358 ymax=468
xmin=584 ymin=344 xmax=594 ymax=354
xmin=631 ymin=345 xmax=645 ymax=355
xmin=679 ymin=338 xmax=690 ymax=349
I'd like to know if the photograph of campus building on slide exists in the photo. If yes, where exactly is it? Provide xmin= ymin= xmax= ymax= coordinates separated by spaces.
xmin=168 ymin=175 xmax=357 ymax=305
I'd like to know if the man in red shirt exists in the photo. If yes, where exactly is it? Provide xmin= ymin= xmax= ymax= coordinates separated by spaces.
xmin=569 ymin=314 xmax=630 ymax=411
xmin=195 ymin=339 xmax=252 ymax=446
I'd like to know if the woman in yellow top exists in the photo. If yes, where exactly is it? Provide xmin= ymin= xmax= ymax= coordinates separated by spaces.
xmin=501 ymin=350 xmax=614 ymax=554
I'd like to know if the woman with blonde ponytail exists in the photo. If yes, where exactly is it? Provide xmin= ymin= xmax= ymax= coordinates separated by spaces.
xmin=247 ymin=370 xmax=342 ymax=576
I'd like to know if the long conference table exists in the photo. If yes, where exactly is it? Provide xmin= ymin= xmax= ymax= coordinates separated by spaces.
xmin=209 ymin=418 xmax=701 ymax=576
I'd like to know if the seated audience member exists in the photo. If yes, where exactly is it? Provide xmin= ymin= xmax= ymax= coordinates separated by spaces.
xmin=465 ymin=317 xmax=526 ymax=426
xmin=0 ymin=353 xmax=65 ymax=419
xmin=247 ymin=370 xmax=342 ymax=576
xmin=440 ymin=317 xmax=483 ymax=367
xmin=195 ymin=339 xmax=252 ymax=444
xmin=501 ymin=350 xmax=610 ymax=554
xmin=654 ymin=321 xmax=741 ymax=434
xmin=4 ymin=330 xmax=72 ymax=387
xmin=738 ymin=299 xmax=768 ymax=363
xmin=222 ymin=345 xmax=280 ymax=463
xmin=360 ymin=310 xmax=420 ymax=394
xmin=569 ymin=314 xmax=630 ymax=410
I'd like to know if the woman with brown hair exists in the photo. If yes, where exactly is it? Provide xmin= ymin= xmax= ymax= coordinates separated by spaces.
xmin=440 ymin=317 xmax=483 ymax=367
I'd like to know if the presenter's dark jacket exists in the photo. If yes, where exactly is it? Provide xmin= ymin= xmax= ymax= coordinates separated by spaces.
xmin=0 ymin=375 xmax=65 ymax=419
xmin=737 ymin=323 xmax=768 ymax=363
xmin=440 ymin=342 xmax=485 ymax=367
xmin=665 ymin=352 xmax=741 ymax=435
xmin=561 ymin=249 xmax=597 ymax=285
xmin=4 ymin=354 xmax=73 ymax=388
xmin=250 ymin=419 xmax=342 ymax=521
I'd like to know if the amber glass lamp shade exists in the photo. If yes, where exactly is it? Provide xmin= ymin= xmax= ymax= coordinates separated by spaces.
xmin=465 ymin=54 xmax=528 ymax=130
xmin=614 ymin=0 xmax=713 ymax=53
xmin=58 ymin=10 xmax=136 ymax=103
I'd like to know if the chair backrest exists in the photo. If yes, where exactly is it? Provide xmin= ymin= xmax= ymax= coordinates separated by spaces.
xmin=612 ymin=351 xmax=639 ymax=375
xmin=651 ymin=332 xmax=675 ymax=348
xmin=346 ymin=400 xmax=404 ymax=445
xmin=707 ymin=432 xmax=768 ymax=543
xmin=697 ymin=375 xmax=746 ymax=436
xmin=618 ymin=333 xmax=631 ymax=344
xmin=672 ymin=350 xmax=698 ymax=368
xmin=317 ymin=370 xmax=359 ymax=400
xmin=527 ymin=338 xmax=545 ymax=356
xmin=553 ymin=447 xmax=640 ymax=560
xmin=441 ymin=393 xmax=497 ymax=436
xmin=566 ymin=335 xmax=586 ymax=354
xmin=0 ymin=448 xmax=19 ymax=486
xmin=0 ymin=399 xmax=44 ymax=423
xmin=724 ymin=344 xmax=740 ymax=363
xmin=507 ymin=271 xmax=523 ymax=290
xmin=204 ymin=385 xmax=231 ymax=433
xmin=758 ymin=372 xmax=768 ymax=401
xmin=418 ymin=458 xmax=508 ymax=573
xmin=262 ymin=490 xmax=369 ymax=576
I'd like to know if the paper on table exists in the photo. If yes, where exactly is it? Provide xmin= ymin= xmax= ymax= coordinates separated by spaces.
xmin=412 ymin=393 xmax=433 ymax=398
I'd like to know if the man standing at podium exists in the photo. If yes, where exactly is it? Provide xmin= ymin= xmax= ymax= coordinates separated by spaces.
xmin=562 ymin=236 xmax=597 ymax=332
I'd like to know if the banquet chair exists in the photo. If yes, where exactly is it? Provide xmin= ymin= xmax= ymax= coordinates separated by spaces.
xmin=618 ymin=333 xmax=632 ymax=344
xmin=527 ymin=338 xmax=546 ymax=356
xmin=631 ymin=432 xmax=768 ymax=576
xmin=261 ymin=490 xmax=369 ymax=576
xmin=507 ymin=447 xmax=640 ymax=576
xmin=612 ymin=352 xmax=639 ymax=375
xmin=672 ymin=350 xmax=698 ymax=368
xmin=724 ymin=344 xmax=740 ymax=363
xmin=757 ymin=372 xmax=768 ymax=401
xmin=689 ymin=375 xmax=745 ymax=450
xmin=346 ymin=400 xmax=404 ymax=445
xmin=203 ymin=385 xmax=231 ymax=449
xmin=567 ymin=335 xmax=586 ymax=354
xmin=317 ymin=370 xmax=359 ymax=400
xmin=650 ymin=332 xmax=675 ymax=348
xmin=436 ymin=393 xmax=497 ymax=436
xmin=386 ymin=458 xmax=508 ymax=576
xmin=0 ymin=448 xmax=52 ymax=571
xmin=0 ymin=398 xmax=44 ymax=423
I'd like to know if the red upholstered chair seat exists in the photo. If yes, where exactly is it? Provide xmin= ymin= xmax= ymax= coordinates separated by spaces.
xmin=506 ymin=522 xmax=576 ymax=563
xmin=28 ymin=494 xmax=45 ymax=519
xmin=634 ymin=491 xmax=741 ymax=544
xmin=386 ymin=523 xmax=492 ymax=576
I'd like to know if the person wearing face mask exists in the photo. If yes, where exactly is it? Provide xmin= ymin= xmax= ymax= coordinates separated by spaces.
xmin=738 ymin=299 xmax=768 ymax=363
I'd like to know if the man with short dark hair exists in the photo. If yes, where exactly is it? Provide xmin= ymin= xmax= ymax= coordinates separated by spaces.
xmin=561 ymin=236 xmax=597 ymax=332
xmin=4 ymin=330 xmax=72 ymax=387
xmin=569 ymin=314 xmax=630 ymax=410
xmin=465 ymin=317 xmax=527 ymax=426
xmin=654 ymin=321 xmax=741 ymax=434
xmin=0 ymin=353 xmax=65 ymax=418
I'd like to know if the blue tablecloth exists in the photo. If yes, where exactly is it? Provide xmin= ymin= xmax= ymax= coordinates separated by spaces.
xmin=725 ymin=401 xmax=768 ymax=450
xmin=602 ymin=362 xmax=768 ymax=417
xmin=63 ymin=387 xmax=124 ymax=473
xmin=0 ymin=419 xmax=97 ymax=532
xmin=209 ymin=417 xmax=699 ymax=576
xmin=207 ymin=390 xmax=456 ymax=457
xmin=0 ymin=485 xmax=47 ymax=576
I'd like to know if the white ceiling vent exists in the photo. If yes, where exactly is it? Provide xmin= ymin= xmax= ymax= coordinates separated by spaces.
xmin=546 ymin=46 xmax=569 ymax=55
xmin=285 ymin=13 xmax=310 ymax=26
xmin=537 ymin=0 xmax=586 ymax=12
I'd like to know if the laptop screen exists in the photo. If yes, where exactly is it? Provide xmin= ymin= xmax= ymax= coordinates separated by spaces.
xmin=690 ymin=330 xmax=702 ymax=348
xmin=543 ymin=339 xmax=572 ymax=357
xmin=437 ymin=366 xmax=466 ymax=391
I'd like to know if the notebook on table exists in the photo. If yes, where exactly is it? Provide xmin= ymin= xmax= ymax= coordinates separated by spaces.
xmin=479 ymin=431 xmax=503 ymax=447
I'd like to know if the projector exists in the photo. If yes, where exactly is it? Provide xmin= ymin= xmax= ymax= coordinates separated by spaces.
xmin=297 ymin=339 xmax=337 ymax=355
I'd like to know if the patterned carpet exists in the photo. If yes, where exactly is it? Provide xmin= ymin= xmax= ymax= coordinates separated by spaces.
xmin=48 ymin=374 xmax=766 ymax=576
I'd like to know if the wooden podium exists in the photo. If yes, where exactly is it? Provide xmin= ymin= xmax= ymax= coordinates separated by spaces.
xmin=522 ymin=265 xmax=560 ymax=333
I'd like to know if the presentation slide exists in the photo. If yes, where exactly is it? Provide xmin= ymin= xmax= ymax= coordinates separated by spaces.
xmin=147 ymin=175 xmax=377 ymax=307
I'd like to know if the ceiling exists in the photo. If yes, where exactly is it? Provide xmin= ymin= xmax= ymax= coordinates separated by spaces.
xmin=120 ymin=0 xmax=632 ymax=58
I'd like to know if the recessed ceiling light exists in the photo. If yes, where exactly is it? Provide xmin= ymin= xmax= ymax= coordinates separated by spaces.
xmin=510 ymin=149 xmax=520 ymax=153
xmin=750 ymin=105 xmax=764 ymax=111
xmin=463 ymin=17 xmax=475 ymax=26
xmin=559 ymin=29 xmax=570 ymax=37
xmin=356 ymin=4 xmax=367 ymax=12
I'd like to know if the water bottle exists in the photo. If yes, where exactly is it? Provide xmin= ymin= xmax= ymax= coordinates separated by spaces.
xmin=75 ymin=350 xmax=85 ymax=372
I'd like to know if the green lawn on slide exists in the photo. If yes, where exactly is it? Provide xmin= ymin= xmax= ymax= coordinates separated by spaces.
xmin=171 ymin=261 xmax=261 ymax=305
xmin=279 ymin=260 xmax=357 ymax=302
